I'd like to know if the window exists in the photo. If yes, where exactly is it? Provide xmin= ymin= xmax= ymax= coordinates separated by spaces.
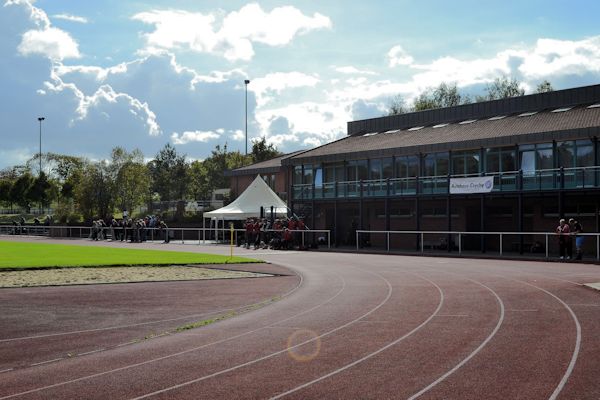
xmin=370 ymin=159 xmax=382 ymax=180
xmin=452 ymin=150 xmax=480 ymax=175
xmin=382 ymin=158 xmax=394 ymax=179
xmin=303 ymin=165 xmax=313 ymax=185
xmin=314 ymin=167 xmax=323 ymax=188
xmin=346 ymin=160 xmax=368 ymax=181
xmin=395 ymin=156 xmax=419 ymax=178
xmin=293 ymin=166 xmax=303 ymax=184
xmin=557 ymin=140 xmax=594 ymax=168
xmin=423 ymin=152 xmax=449 ymax=176
xmin=485 ymin=147 xmax=516 ymax=173
xmin=323 ymin=162 xmax=343 ymax=183
xmin=519 ymin=143 xmax=553 ymax=173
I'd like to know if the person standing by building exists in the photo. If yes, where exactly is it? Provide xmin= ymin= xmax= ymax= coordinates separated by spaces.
xmin=556 ymin=219 xmax=572 ymax=260
xmin=569 ymin=218 xmax=584 ymax=260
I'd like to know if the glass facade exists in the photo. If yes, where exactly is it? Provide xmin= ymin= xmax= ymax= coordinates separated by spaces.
xmin=292 ymin=140 xmax=600 ymax=200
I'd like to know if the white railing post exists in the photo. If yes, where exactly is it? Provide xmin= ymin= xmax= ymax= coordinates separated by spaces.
xmin=597 ymin=234 xmax=599 ymax=261
xmin=302 ymin=231 xmax=305 ymax=248
xmin=545 ymin=234 xmax=549 ymax=259
xmin=356 ymin=231 xmax=359 ymax=251
xmin=458 ymin=233 xmax=462 ymax=255
xmin=499 ymin=233 xmax=503 ymax=256
xmin=387 ymin=232 xmax=390 ymax=252
xmin=420 ymin=232 xmax=424 ymax=254
xmin=328 ymin=230 xmax=331 ymax=249
xmin=181 ymin=229 xmax=184 ymax=244
xmin=203 ymin=228 xmax=206 ymax=244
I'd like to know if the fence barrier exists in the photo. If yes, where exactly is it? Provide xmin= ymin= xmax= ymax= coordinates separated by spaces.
xmin=355 ymin=230 xmax=600 ymax=260
xmin=0 ymin=225 xmax=331 ymax=250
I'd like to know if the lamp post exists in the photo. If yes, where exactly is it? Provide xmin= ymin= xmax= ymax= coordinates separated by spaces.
xmin=244 ymin=79 xmax=250 ymax=155
xmin=37 ymin=117 xmax=45 ymax=175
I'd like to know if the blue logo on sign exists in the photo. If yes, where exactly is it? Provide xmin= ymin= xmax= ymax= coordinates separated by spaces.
xmin=485 ymin=180 xmax=492 ymax=189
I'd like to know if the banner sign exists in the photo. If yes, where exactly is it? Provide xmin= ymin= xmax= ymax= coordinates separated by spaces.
xmin=449 ymin=176 xmax=494 ymax=194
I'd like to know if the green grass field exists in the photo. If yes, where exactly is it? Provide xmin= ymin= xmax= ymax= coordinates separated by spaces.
xmin=0 ymin=241 xmax=260 ymax=269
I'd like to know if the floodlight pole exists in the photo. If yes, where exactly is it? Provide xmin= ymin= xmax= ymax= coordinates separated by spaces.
xmin=37 ymin=117 xmax=45 ymax=175
xmin=244 ymin=79 xmax=250 ymax=155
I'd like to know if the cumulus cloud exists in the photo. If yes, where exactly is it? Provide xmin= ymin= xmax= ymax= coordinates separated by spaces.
xmin=52 ymin=14 xmax=88 ymax=24
xmin=18 ymin=26 xmax=80 ymax=60
xmin=387 ymin=45 xmax=413 ymax=67
xmin=171 ymin=130 xmax=221 ymax=144
xmin=132 ymin=4 xmax=331 ymax=61
xmin=250 ymin=71 xmax=320 ymax=107
xmin=333 ymin=66 xmax=377 ymax=75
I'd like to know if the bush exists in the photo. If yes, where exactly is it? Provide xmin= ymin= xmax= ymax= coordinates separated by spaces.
xmin=67 ymin=213 xmax=82 ymax=225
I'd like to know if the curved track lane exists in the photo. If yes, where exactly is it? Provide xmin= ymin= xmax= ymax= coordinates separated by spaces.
xmin=0 ymin=237 xmax=599 ymax=399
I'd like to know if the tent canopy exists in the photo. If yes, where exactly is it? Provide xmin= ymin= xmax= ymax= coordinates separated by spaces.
xmin=204 ymin=175 xmax=288 ymax=220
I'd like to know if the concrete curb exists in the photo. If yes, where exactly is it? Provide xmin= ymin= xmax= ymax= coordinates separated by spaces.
xmin=583 ymin=282 xmax=600 ymax=292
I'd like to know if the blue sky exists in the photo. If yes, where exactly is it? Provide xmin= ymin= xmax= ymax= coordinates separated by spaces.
xmin=1 ymin=0 xmax=600 ymax=169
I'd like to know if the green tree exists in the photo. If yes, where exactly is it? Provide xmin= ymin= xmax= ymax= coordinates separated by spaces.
xmin=535 ymin=80 xmax=554 ymax=93
xmin=27 ymin=172 xmax=53 ymax=210
xmin=0 ymin=179 xmax=13 ymax=210
xmin=110 ymin=148 xmax=150 ymax=213
xmin=187 ymin=160 xmax=210 ymax=201
xmin=413 ymin=82 xmax=471 ymax=111
xmin=75 ymin=162 xmax=113 ymax=220
xmin=149 ymin=144 xmax=189 ymax=202
xmin=10 ymin=173 xmax=34 ymax=211
xmin=387 ymin=94 xmax=408 ymax=116
xmin=477 ymin=77 xmax=525 ymax=101
xmin=251 ymin=137 xmax=281 ymax=163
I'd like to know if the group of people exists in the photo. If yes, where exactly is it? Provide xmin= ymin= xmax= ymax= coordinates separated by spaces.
xmin=556 ymin=218 xmax=584 ymax=260
xmin=90 ymin=215 xmax=170 ymax=243
xmin=243 ymin=216 xmax=307 ymax=250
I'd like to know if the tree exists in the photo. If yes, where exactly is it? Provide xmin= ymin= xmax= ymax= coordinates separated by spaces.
xmin=251 ymin=137 xmax=281 ymax=163
xmin=535 ymin=80 xmax=554 ymax=93
xmin=9 ymin=173 xmax=34 ymax=211
xmin=75 ymin=162 xmax=113 ymax=220
xmin=187 ymin=160 xmax=210 ymax=201
xmin=149 ymin=144 xmax=189 ymax=202
xmin=387 ymin=94 xmax=408 ymax=116
xmin=27 ymin=172 xmax=53 ymax=210
xmin=413 ymin=82 xmax=470 ymax=111
xmin=477 ymin=77 xmax=525 ymax=101
xmin=0 ymin=179 xmax=13 ymax=210
xmin=110 ymin=148 xmax=150 ymax=213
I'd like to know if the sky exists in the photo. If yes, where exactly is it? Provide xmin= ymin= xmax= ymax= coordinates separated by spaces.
xmin=1 ymin=0 xmax=600 ymax=169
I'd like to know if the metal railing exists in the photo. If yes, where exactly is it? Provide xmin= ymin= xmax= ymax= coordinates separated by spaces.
xmin=355 ymin=230 xmax=600 ymax=260
xmin=0 ymin=225 xmax=331 ymax=249
xmin=292 ymin=165 xmax=600 ymax=200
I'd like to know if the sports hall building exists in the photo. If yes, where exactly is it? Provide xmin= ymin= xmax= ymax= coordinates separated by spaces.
xmin=278 ymin=84 xmax=600 ymax=253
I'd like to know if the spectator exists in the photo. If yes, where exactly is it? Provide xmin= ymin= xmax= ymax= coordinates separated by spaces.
xmin=556 ymin=218 xmax=572 ymax=260
xmin=569 ymin=218 xmax=584 ymax=260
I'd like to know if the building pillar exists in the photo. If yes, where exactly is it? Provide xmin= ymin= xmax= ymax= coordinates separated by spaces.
xmin=481 ymin=195 xmax=485 ymax=253
xmin=518 ymin=194 xmax=524 ymax=255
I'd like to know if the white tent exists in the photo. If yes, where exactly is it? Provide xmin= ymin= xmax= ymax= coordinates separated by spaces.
xmin=204 ymin=175 xmax=288 ymax=220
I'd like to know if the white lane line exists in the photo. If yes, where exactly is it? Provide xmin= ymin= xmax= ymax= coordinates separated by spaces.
xmin=514 ymin=280 xmax=581 ymax=400
xmin=434 ymin=314 xmax=469 ymax=317
xmin=270 ymin=272 xmax=444 ymax=400
xmin=0 ymin=369 xmax=14 ymax=374
xmin=30 ymin=358 xmax=63 ymax=367
xmin=77 ymin=349 xmax=105 ymax=356
xmin=129 ymin=266 xmax=393 ymax=400
xmin=407 ymin=279 xmax=505 ymax=400
xmin=0 ymin=266 xmax=343 ymax=400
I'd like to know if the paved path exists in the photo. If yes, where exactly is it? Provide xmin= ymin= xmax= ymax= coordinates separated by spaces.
xmin=1 ymin=237 xmax=599 ymax=399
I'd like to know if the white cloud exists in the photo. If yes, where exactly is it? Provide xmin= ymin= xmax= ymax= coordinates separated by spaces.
xmin=519 ymin=37 xmax=600 ymax=78
xmin=171 ymin=130 xmax=221 ymax=144
xmin=333 ymin=66 xmax=376 ymax=75
xmin=250 ymin=71 xmax=320 ymax=107
xmin=132 ymin=4 xmax=331 ymax=61
xmin=18 ymin=26 xmax=80 ymax=60
xmin=52 ymin=14 xmax=88 ymax=24
xmin=387 ymin=45 xmax=414 ymax=67
xmin=231 ymin=129 xmax=244 ymax=141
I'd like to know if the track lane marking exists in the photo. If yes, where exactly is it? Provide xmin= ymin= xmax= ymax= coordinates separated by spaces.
xmin=270 ymin=272 xmax=444 ymax=400
xmin=407 ymin=278 xmax=505 ymax=399
xmin=0 ymin=266 xmax=347 ymax=400
xmin=128 ymin=265 xmax=393 ymax=400
xmin=29 ymin=358 xmax=63 ymax=367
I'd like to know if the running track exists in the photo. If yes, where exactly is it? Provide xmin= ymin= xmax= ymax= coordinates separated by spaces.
xmin=1 ymin=237 xmax=599 ymax=399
